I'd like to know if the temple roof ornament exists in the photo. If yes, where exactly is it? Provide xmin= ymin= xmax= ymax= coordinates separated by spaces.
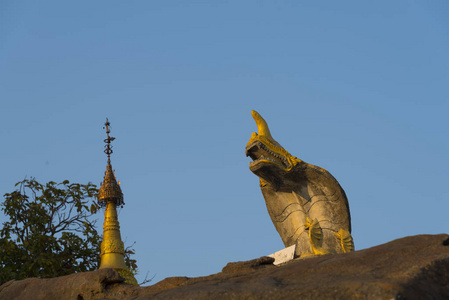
xmin=98 ymin=118 xmax=124 ymax=207
xmin=97 ymin=118 xmax=136 ymax=285
xmin=246 ymin=110 xmax=353 ymax=259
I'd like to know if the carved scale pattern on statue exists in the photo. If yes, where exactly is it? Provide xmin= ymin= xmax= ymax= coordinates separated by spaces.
xmin=245 ymin=111 xmax=354 ymax=257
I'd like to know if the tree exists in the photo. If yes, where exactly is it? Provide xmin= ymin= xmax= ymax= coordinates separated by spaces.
xmin=0 ymin=178 xmax=139 ymax=285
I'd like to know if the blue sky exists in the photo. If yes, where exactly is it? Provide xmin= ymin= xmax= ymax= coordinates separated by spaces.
xmin=1 ymin=1 xmax=448 ymax=284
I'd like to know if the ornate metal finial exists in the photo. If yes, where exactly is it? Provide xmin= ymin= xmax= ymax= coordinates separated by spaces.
xmin=98 ymin=118 xmax=124 ymax=207
xmin=104 ymin=118 xmax=115 ymax=162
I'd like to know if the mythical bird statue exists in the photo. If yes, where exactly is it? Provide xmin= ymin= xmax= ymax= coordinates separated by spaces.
xmin=245 ymin=110 xmax=354 ymax=257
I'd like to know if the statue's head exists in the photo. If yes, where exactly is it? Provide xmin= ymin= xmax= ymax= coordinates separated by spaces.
xmin=245 ymin=110 xmax=300 ymax=189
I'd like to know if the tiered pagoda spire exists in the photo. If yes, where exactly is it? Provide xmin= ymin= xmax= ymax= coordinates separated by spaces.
xmin=98 ymin=119 xmax=137 ymax=285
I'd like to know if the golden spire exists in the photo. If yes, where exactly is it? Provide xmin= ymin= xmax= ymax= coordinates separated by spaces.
xmin=98 ymin=118 xmax=137 ymax=285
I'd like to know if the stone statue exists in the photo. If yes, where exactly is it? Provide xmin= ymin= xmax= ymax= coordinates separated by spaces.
xmin=245 ymin=110 xmax=354 ymax=257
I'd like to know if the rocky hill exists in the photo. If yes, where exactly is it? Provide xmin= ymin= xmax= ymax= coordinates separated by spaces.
xmin=1 ymin=234 xmax=448 ymax=299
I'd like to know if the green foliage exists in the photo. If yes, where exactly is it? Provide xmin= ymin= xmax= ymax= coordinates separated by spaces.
xmin=124 ymin=242 xmax=138 ymax=275
xmin=0 ymin=178 xmax=141 ymax=285
xmin=0 ymin=179 xmax=100 ymax=284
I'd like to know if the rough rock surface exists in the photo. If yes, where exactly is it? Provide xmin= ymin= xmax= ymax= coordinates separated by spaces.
xmin=1 ymin=234 xmax=449 ymax=299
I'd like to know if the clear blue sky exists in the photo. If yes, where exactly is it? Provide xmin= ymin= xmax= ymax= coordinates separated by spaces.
xmin=1 ymin=1 xmax=448 ymax=284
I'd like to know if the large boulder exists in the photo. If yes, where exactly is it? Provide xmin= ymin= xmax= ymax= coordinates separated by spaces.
xmin=1 ymin=234 xmax=449 ymax=299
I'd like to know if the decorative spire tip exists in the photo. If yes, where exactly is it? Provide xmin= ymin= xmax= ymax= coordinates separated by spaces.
xmin=103 ymin=118 xmax=116 ymax=161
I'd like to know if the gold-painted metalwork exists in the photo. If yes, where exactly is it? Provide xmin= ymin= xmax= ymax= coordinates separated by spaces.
xmin=98 ymin=163 xmax=124 ymax=207
xmin=98 ymin=118 xmax=124 ymax=207
xmin=99 ymin=201 xmax=127 ymax=269
xmin=98 ymin=119 xmax=137 ymax=285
